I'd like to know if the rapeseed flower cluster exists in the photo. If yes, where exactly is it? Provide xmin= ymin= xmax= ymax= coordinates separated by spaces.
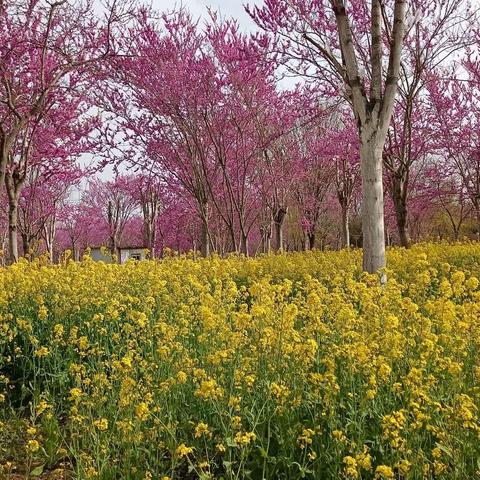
xmin=0 ymin=243 xmax=480 ymax=478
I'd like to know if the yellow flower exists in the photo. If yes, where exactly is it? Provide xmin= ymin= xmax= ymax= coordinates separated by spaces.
xmin=356 ymin=448 xmax=372 ymax=471
xmin=78 ymin=336 xmax=89 ymax=351
xmin=194 ymin=379 xmax=223 ymax=400
xmin=194 ymin=422 xmax=211 ymax=438
xmin=93 ymin=418 xmax=109 ymax=431
xmin=38 ymin=305 xmax=48 ymax=320
xmin=234 ymin=431 xmax=256 ymax=446
xmin=53 ymin=324 xmax=64 ymax=337
xmin=35 ymin=400 xmax=51 ymax=416
xmin=26 ymin=439 xmax=40 ymax=453
xmin=434 ymin=460 xmax=447 ymax=475
xmin=177 ymin=371 xmax=187 ymax=384
xmin=465 ymin=275 xmax=479 ymax=291
xmin=135 ymin=402 xmax=150 ymax=421
xmin=343 ymin=456 xmax=359 ymax=479
xmin=297 ymin=428 xmax=315 ymax=448
xmin=85 ymin=467 xmax=98 ymax=478
xmin=34 ymin=346 xmax=50 ymax=358
xmin=228 ymin=395 xmax=241 ymax=411
xmin=375 ymin=465 xmax=394 ymax=479
xmin=270 ymin=382 xmax=290 ymax=403
xmin=231 ymin=415 xmax=242 ymax=429
xmin=366 ymin=389 xmax=377 ymax=400
xmin=395 ymin=459 xmax=411 ymax=476
xmin=332 ymin=430 xmax=347 ymax=443
xmin=175 ymin=443 xmax=193 ymax=458
xmin=68 ymin=388 xmax=83 ymax=402
xmin=432 ymin=447 xmax=442 ymax=459
xmin=216 ymin=443 xmax=226 ymax=453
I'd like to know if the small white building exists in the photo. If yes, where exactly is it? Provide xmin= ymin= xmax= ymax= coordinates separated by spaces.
xmin=118 ymin=246 xmax=146 ymax=263
xmin=90 ymin=246 xmax=147 ymax=264
xmin=90 ymin=247 xmax=115 ymax=263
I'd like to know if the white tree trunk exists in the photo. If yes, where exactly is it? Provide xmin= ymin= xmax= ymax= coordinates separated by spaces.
xmin=340 ymin=202 xmax=350 ymax=248
xmin=360 ymin=130 xmax=386 ymax=273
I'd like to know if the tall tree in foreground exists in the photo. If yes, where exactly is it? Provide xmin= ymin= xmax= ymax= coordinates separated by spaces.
xmin=248 ymin=0 xmax=408 ymax=272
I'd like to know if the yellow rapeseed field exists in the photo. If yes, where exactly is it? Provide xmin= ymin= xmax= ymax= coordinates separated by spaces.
xmin=1 ymin=243 xmax=480 ymax=479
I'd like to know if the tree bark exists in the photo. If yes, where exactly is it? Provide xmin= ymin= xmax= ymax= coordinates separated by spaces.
xmin=391 ymin=174 xmax=410 ymax=247
xmin=22 ymin=233 xmax=30 ymax=258
xmin=6 ymin=171 xmax=22 ymax=264
xmin=239 ymin=232 xmax=249 ymax=255
xmin=44 ymin=219 xmax=55 ymax=262
xmin=360 ymin=130 xmax=386 ymax=273
xmin=71 ymin=239 xmax=78 ymax=261
xmin=200 ymin=202 xmax=210 ymax=257
xmin=0 ymin=135 xmax=16 ymax=195
xmin=260 ymin=225 xmax=271 ymax=254
xmin=142 ymin=218 xmax=156 ymax=258
xmin=340 ymin=202 xmax=350 ymax=248
xmin=108 ymin=235 xmax=117 ymax=257
xmin=306 ymin=232 xmax=315 ymax=250
xmin=476 ymin=207 xmax=480 ymax=241
xmin=8 ymin=198 xmax=19 ymax=264
xmin=272 ymin=207 xmax=287 ymax=252
xmin=331 ymin=0 xmax=406 ymax=273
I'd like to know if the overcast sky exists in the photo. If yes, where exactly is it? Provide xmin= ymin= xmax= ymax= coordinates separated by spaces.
xmin=148 ymin=1 xmax=257 ymax=31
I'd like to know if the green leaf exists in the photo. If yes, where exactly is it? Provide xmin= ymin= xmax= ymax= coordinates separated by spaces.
xmin=226 ymin=437 xmax=237 ymax=448
xmin=31 ymin=465 xmax=44 ymax=476
xmin=435 ymin=443 xmax=453 ymax=458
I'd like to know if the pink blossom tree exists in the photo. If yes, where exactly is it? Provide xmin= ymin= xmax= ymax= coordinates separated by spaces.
xmin=427 ymin=73 xmax=480 ymax=235
xmin=129 ymin=174 xmax=164 ymax=257
xmin=0 ymin=0 xmax=131 ymax=190
xmin=4 ymin=98 xmax=95 ymax=262
xmin=248 ymin=0 xmax=408 ymax=272
xmin=83 ymin=176 xmax=138 ymax=256
xmin=17 ymin=165 xmax=81 ymax=259
xmin=382 ymin=0 xmax=475 ymax=247
xmin=0 ymin=0 xmax=134 ymax=261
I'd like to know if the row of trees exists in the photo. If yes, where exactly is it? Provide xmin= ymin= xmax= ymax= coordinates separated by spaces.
xmin=1 ymin=1 xmax=479 ymax=269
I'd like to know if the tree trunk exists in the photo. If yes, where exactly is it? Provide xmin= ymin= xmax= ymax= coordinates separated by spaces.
xmin=360 ymin=131 xmax=386 ymax=273
xmin=272 ymin=207 xmax=287 ymax=252
xmin=239 ymin=232 xmax=249 ymax=255
xmin=142 ymin=219 xmax=156 ymax=258
xmin=474 ymin=203 xmax=480 ymax=241
xmin=109 ymin=235 xmax=117 ymax=257
xmin=44 ymin=220 xmax=56 ymax=262
xmin=306 ymin=232 xmax=315 ymax=250
xmin=22 ymin=233 xmax=30 ymax=258
xmin=340 ymin=203 xmax=350 ymax=248
xmin=391 ymin=174 xmax=410 ymax=247
xmin=71 ymin=239 xmax=78 ymax=261
xmin=200 ymin=211 xmax=210 ymax=257
xmin=453 ymin=225 xmax=460 ymax=241
xmin=8 ymin=198 xmax=19 ymax=264
xmin=150 ymin=225 xmax=156 ymax=259
xmin=0 ymin=137 xmax=13 ymax=195
xmin=260 ymin=226 xmax=271 ymax=254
